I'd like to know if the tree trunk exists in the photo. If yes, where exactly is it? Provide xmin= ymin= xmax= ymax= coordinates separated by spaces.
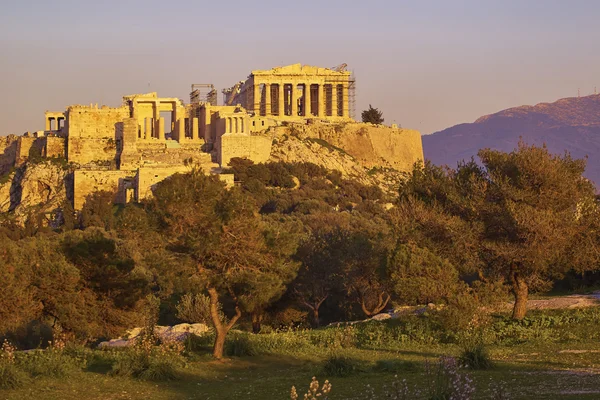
xmin=208 ymin=287 xmax=242 ymax=359
xmin=359 ymin=291 xmax=390 ymax=317
xmin=312 ymin=308 xmax=320 ymax=328
xmin=251 ymin=312 xmax=263 ymax=334
xmin=510 ymin=269 xmax=529 ymax=320
xmin=213 ymin=329 xmax=226 ymax=359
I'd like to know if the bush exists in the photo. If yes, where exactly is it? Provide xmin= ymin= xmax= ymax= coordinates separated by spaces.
xmin=225 ymin=333 xmax=258 ymax=357
xmin=111 ymin=349 xmax=181 ymax=381
xmin=373 ymin=359 xmax=420 ymax=373
xmin=321 ymin=354 xmax=361 ymax=377
xmin=0 ymin=362 xmax=27 ymax=389
xmin=19 ymin=349 xmax=77 ymax=378
xmin=459 ymin=341 xmax=493 ymax=370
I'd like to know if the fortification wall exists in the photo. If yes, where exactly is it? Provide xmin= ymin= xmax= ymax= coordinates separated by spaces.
xmin=67 ymin=106 xmax=129 ymax=138
xmin=68 ymin=137 xmax=118 ymax=166
xmin=0 ymin=135 xmax=19 ymax=174
xmin=45 ymin=137 xmax=66 ymax=158
xmin=16 ymin=137 xmax=45 ymax=164
xmin=73 ymin=170 xmax=133 ymax=210
xmin=218 ymin=134 xmax=272 ymax=167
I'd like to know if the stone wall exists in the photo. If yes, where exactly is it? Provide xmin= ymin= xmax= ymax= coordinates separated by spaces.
xmin=45 ymin=137 xmax=66 ymax=158
xmin=67 ymin=106 xmax=129 ymax=138
xmin=0 ymin=135 xmax=19 ymax=174
xmin=68 ymin=137 xmax=118 ymax=166
xmin=217 ymin=134 xmax=273 ymax=167
xmin=16 ymin=137 xmax=45 ymax=164
xmin=73 ymin=170 xmax=133 ymax=210
xmin=136 ymin=166 xmax=192 ymax=200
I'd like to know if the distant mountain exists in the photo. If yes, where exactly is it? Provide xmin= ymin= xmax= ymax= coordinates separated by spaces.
xmin=423 ymin=94 xmax=600 ymax=185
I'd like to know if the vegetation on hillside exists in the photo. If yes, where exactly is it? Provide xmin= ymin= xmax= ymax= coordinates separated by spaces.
xmin=0 ymin=142 xmax=600 ymax=397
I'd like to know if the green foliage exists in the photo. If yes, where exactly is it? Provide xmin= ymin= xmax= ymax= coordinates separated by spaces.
xmin=321 ymin=354 xmax=361 ymax=377
xmin=19 ymin=349 xmax=78 ymax=378
xmin=361 ymin=104 xmax=384 ymax=124
xmin=225 ymin=333 xmax=258 ymax=357
xmin=388 ymin=243 xmax=461 ymax=305
xmin=459 ymin=340 xmax=493 ymax=370
xmin=373 ymin=359 xmax=420 ymax=373
xmin=0 ymin=363 xmax=27 ymax=390
xmin=110 ymin=350 xmax=181 ymax=381
xmin=176 ymin=293 xmax=214 ymax=324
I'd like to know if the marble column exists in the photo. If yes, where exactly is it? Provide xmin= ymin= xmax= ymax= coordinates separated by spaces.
xmin=156 ymin=117 xmax=165 ymax=140
xmin=331 ymin=85 xmax=338 ymax=117
xmin=291 ymin=82 xmax=298 ymax=117
xmin=318 ymin=84 xmax=325 ymax=117
xmin=278 ymin=83 xmax=285 ymax=116
xmin=191 ymin=117 xmax=198 ymax=141
xmin=342 ymin=83 xmax=349 ymax=118
xmin=304 ymin=83 xmax=311 ymax=117
xmin=253 ymin=82 xmax=260 ymax=114
xmin=145 ymin=118 xmax=152 ymax=140
xmin=264 ymin=83 xmax=271 ymax=116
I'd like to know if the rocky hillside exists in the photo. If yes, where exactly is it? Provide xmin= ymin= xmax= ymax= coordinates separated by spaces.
xmin=0 ymin=122 xmax=423 ymax=218
xmin=423 ymin=94 xmax=600 ymax=185
xmin=0 ymin=161 xmax=72 ymax=222
xmin=268 ymin=122 xmax=423 ymax=191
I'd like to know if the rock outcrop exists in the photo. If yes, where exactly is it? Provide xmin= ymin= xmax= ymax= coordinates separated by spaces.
xmin=268 ymin=122 xmax=423 ymax=191
xmin=98 ymin=323 xmax=210 ymax=348
xmin=0 ymin=161 xmax=71 ymax=221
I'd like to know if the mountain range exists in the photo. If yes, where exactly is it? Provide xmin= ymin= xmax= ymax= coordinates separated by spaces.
xmin=422 ymin=94 xmax=600 ymax=185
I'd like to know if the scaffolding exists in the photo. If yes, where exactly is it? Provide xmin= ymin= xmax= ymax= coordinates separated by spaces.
xmin=349 ymin=71 xmax=356 ymax=120
xmin=190 ymin=84 xmax=217 ymax=105
xmin=325 ymin=63 xmax=356 ymax=119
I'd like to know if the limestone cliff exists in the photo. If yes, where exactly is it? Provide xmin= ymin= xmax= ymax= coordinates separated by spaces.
xmin=0 ymin=161 xmax=71 ymax=221
xmin=268 ymin=122 xmax=423 ymax=191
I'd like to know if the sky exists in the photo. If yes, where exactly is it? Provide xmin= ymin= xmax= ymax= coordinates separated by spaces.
xmin=1 ymin=0 xmax=599 ymax=135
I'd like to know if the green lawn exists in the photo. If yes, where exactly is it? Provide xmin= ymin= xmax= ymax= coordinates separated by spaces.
xmin=3 ymin=342 xmax=600 ymax=399
xmin=3 ymin=308 xmax=600 ymax=399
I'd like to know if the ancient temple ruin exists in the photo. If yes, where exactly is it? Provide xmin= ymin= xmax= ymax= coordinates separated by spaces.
xmin=1 ymin=63 xmax=422 ymax=212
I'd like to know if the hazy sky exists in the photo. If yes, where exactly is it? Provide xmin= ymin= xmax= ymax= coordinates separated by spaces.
xmin=1 ymin=0 xmax=599 ymax=135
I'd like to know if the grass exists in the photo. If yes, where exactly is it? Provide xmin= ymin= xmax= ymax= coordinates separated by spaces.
xmin=2 ymin=308 xmax=600 ymax=399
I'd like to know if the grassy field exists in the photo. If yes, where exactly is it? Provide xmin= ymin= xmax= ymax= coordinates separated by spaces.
xmin=2 ymin=308 xmax=600 ymax=399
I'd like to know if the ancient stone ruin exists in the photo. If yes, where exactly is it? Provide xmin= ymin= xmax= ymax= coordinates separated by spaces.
xmin=0 ymin=64 xmax=423 ymax=212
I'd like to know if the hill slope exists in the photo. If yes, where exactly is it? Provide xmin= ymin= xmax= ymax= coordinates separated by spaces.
xmin=423 ymin=94 xmax=600 ymax=185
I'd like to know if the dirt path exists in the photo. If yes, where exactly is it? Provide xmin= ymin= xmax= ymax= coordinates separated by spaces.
xmin=511 ymin=291 xmax=600 ymax=310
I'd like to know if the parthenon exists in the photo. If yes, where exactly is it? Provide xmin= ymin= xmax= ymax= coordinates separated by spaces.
xmin=222 ymin=64 xmax=355 ymax=120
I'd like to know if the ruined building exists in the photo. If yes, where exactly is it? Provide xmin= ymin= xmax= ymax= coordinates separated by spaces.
xmin=2 ymin=64 xmax=422 ymax=212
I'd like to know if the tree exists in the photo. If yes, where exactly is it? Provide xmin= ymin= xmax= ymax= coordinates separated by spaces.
xmin=361 ymin=104 xmax=384 ymax=124
xmin=397 ymin=143 xmax=600 ymax=320
xmin=478 ymin=143 xmax=599 ymax=319
xmin=148 ymin=170 xmax=299 ymax=358
xmin=388 ymin=242 xmax=461 ymax=305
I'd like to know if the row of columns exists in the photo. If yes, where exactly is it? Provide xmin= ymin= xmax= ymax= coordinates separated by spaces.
xmin=139 ymin=117 xmax=200 ymax=142
xmin=45 ymin=116 xmax=65 ymax=131
xmin=224 ymin=116 xmax=246 ymax=134
xmin=252 ymin=82 xmax=349 ymax=118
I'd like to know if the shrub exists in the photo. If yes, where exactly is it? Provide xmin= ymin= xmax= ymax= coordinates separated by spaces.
xmin=0 ymin=362 xmax=27 ymax=389
xmin=110 ymin=348 xmax=181 ymax=381
xmin=424 ymin=356 xmax=475 ymax=400
xmin=322 ymin=354 xmax=361 ymax=377
xmin=459 ymin=341 xmax=493 ymax=370
xmin=19 ymin=350 xmax=77 ymax=378
xmin=373 ymin=359 xmax=420 ymax=373
xmin=0 ymin=340 xmax=26 ymax=389
xmin=225 ymin=333 xmax=258 ymax=357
